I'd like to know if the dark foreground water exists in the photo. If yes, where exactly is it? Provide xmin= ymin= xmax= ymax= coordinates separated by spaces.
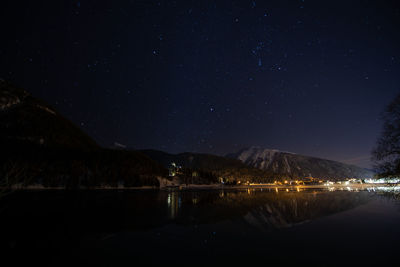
xmin=1 ymin=188 xmax=400 ymax=266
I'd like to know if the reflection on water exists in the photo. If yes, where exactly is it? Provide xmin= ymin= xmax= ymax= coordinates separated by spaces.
xmin=167 ymin=191 xmax=179 ymax=219
xmin=161 ymin=188 xmax=375 ymax=230
xmin=1 ymin=187 xmax=400 ymax=266
xmin=1 ymin=187 xmax=399 ymax=233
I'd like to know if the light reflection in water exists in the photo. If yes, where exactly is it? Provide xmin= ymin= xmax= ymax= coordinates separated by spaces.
xmin=2 ymin=187 xmax=399 ymax=267
xmin=167 ymin=191 xmax=179 ymax=219
xmin=162 ymin=187 xmax=399 ymax=229
xmin=192 ymin=192 xmax=199 ymax=205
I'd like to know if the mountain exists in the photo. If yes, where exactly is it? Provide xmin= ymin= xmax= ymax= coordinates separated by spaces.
xmin=0 ymin=79 xmax=98 ymax=150
xmin=140 ymin=149 xmax=245 ymax=170
xmin=0 ymin=80 xmax=166 ymax=188
xmin=140 ymin=149 xmax=275 ymax=182
xmin=226 ymin=146 xmax=374 ymax=179
xmin=0 ymin=80 xmax=375 ymax=186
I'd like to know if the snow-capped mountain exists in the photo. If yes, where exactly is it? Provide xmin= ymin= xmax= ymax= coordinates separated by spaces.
xmin=226 ymin=146 xmax=374 ymax=179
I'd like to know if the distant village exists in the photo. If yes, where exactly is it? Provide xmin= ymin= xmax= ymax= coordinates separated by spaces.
xmin=167 ymin=162 xmax=375 ymax=187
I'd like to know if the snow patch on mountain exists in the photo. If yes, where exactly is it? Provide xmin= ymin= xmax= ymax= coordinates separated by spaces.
xmin=236 ymin=146 xmax=295 ymax=171
xmin=0 ymin=81 xmax=29 ymax=111
xmin=36 ymin=104 xmax=56 ymax=115
xmin=0 ymin=93 xmax=21 ymax=110
xmin=227 ymin=146 xmax=374 ymax=179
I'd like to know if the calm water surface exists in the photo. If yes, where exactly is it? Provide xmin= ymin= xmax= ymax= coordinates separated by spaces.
xmin=1 ymin=188 xmax=400 ymax=266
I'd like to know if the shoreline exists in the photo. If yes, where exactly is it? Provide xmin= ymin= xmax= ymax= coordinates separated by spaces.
xmin=2 ymin=183 xmax=399 ymax=191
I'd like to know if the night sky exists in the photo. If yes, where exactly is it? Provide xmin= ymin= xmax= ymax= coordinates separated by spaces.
xmin=1 ymin=0 xmax=400 ymax=168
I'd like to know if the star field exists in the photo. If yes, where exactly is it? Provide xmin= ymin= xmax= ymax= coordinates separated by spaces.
xmin=1 ymin=0 xmax=400 ymax=168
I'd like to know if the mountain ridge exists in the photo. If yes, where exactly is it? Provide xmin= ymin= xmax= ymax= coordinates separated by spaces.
xmin=0 ymin=80 xmax=165 ymax=188
xmin=226 ymin=146 xmax=374 ymax=179
xmin=0 ymin=79 xmax=98 ymax=150
xmin=0 ymin=80 xmax=376 ymax=186
xmin=140 ymin=149 xmax=275 ymax=182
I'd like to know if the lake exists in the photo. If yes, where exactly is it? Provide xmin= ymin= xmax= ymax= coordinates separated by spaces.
xmin=1 ymin=187 xmax=400 ymax=266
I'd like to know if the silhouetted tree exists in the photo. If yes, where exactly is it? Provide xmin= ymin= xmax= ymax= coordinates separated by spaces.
xmin=372 ymin=93 xmax=400 ymax=177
